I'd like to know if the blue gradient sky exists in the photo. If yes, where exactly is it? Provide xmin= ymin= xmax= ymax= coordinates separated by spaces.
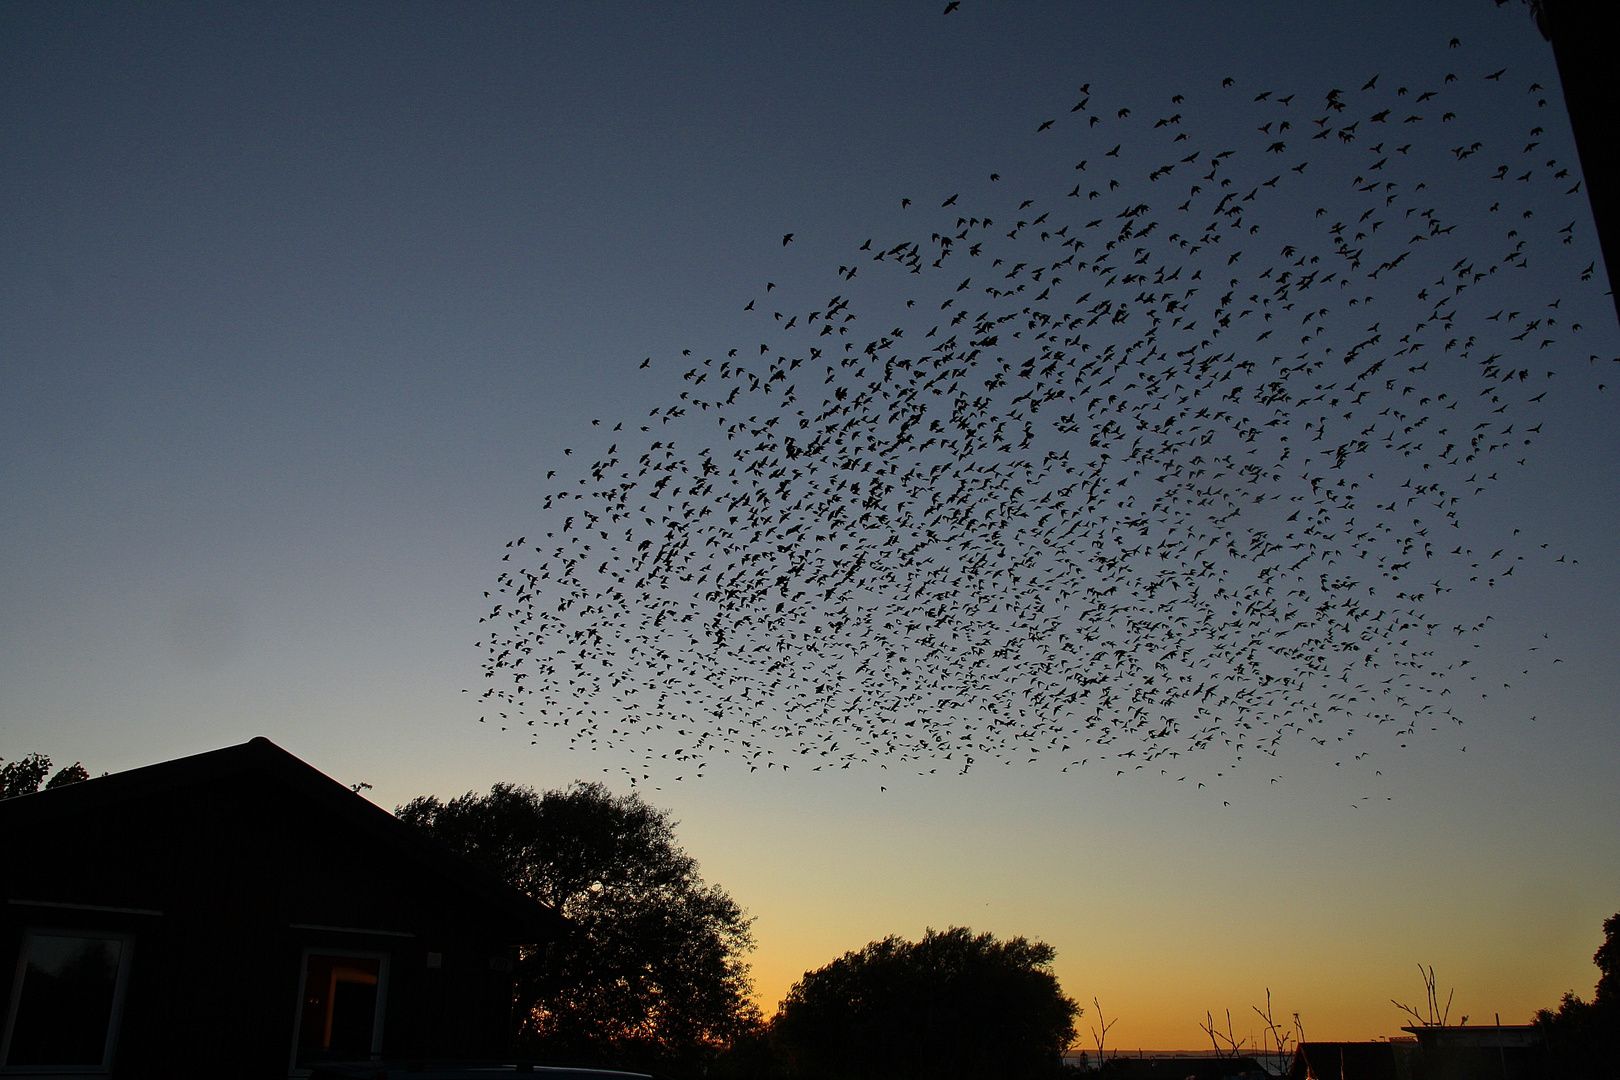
xmin=3 ymin=1 xmax=1616 ymax=1047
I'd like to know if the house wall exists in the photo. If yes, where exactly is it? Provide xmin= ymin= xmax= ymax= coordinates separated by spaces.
xmin=2 ymin=771 xmax=534 ymax=1080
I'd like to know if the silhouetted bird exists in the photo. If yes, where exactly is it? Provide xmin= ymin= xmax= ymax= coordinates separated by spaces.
xmin=475 ymin=28 xmax=1602 ymax=792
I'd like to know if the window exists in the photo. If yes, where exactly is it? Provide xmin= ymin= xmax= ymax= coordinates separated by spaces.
xmin=1 ymin=929 xmax=133 ymax=1073
xmin=291 ymin=951 xmax=388 ymax=1068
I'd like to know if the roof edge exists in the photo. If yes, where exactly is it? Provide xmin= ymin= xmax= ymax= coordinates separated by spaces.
xmin=0 ymin=736 xmax=562 ymax=941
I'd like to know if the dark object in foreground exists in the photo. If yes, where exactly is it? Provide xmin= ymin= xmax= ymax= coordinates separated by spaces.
xmin=772 ymin=926 xmax=1077 ymax=1080
xmin=397 ymin=782 xmax=758 ymax=1074
xmin=1097 ymin=1057 xmax=1268 ymax=1080
xmin=1533 ymin=910 xmax=1620 ymax=1080
xmin=309 ymin=1062 xmax=658 ymax=1080
xmin=1535 ymin=0 xmax=1620 ymax=325
xmin=0 ymin=737 xmax=560 ymax=1079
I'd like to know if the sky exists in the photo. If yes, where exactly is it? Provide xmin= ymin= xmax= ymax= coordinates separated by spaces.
xmin=3 ymin=0 xmax=1617 ymax=1051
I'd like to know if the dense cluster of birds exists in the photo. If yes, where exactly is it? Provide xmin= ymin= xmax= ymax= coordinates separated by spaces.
xmin=475 ymin=34 xmax=1611 ymax=786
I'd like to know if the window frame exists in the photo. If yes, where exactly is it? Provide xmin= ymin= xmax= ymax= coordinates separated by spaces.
xmin=286 ymin=946 xmax=390 ymax=1076
xmin=0 ymin=926 xmax=135 ymax=1076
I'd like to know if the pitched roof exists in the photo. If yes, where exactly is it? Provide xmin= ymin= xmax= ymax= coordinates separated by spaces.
xmin=0 ymin=735 xmax=562 ymax=940
xmin=1290 ymin=1042 xmax=1399 ymax=1080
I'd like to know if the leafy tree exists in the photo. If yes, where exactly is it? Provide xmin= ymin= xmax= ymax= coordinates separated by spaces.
xmin=1598 ymin=912 xmax=1620 ymax=1006
xmin=771 ymin=926 xmax=1078 ymax=1080
xmin=0 ymin=754 xmax=89 ymax=799
xmin=1535 ymin=911 xmax=1620 ymax=1079
xmin=397 ymin=781 xmax=758 ymax=1075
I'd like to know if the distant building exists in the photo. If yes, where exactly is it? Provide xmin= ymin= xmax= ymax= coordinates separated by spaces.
xmin=1290 ymin=1027 xmax=1544 ymax=1080
xmin=0 ymin=737 xmax=562 ymax=1079
xmin=1289 ymin=1042 xmax=1400 ymax=1080
xmin=1400 ymin=1025 xmax=1543 ymax=1079
xmin=1399 ymin=1024 xmax=1541 ymax=1051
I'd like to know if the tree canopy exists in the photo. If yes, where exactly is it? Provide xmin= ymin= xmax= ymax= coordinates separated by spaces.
xmin=1536 ymin=910 xmax=1620 ymax=1079
xmin=771 ymin=926 xmax=1078 ymax=1080
xmin=396 ymin=780 xmax=758 ymax=1074
xmin=0 ymin=753 xmax=89 ymax=800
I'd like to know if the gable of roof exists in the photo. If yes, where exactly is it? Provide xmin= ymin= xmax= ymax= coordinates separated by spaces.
xmin=0 ymin=736 xmax=562 ymax=940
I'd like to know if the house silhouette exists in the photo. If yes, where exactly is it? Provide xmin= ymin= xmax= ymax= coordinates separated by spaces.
xmin=0 ymin=737 xmax=562 ymax=1079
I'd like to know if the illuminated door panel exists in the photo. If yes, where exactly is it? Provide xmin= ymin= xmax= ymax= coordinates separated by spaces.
xmin=294 ymin=953 xmax=383 ymax=1065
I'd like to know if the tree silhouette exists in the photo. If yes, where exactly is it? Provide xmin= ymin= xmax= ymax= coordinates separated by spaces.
xmin=1 ymin=754 xmax=90 ymax=800
xmin=1089 ymin=996 xmax=1119 ymax=1070
xmin=1392 ymin=963 xmax=1461 ymax=1028
xmin=1535 ymin=911 xmax=1620 ymax=1079
xmin=771 ymin=927 xmax=1077 ymax=1080
xmin=397 ymin=781 xmax=758 ymax=1074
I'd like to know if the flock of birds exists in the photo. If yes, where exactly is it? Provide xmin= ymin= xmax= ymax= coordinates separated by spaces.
xmin=474 ymin=30 xmax=1612 ymax=788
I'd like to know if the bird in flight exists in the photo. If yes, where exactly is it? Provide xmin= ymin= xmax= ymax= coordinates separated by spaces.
xmin=476 ymin=23 xmax=1601 ymax=792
